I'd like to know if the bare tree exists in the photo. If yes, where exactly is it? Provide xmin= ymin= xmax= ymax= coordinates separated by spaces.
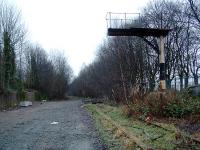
xmin=0 ymin=1 xmax=26 ymax=90
xmin=188 ymin=0 xmax=200 ymax=25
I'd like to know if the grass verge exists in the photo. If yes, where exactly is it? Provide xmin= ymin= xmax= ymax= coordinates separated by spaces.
xmin=85 ymin=103 xmax=200 ymax=150
xmin=86 ymin=104 xmax=124 ymax=150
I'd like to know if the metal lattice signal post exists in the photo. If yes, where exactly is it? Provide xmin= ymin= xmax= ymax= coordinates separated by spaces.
xmin=106 ymin=12 xmax=170 ymax=90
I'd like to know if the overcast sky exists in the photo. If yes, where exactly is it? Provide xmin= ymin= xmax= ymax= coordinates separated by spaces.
xmin=10 ymin=0 xmax=150 ymax=75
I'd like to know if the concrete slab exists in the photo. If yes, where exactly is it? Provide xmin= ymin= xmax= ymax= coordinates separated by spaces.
xmin=19 ymin=101 xmax=33 ymax=107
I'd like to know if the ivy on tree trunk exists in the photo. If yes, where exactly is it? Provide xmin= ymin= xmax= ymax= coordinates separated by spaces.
xmin=3 ymin=31 xmax=15 ymax=89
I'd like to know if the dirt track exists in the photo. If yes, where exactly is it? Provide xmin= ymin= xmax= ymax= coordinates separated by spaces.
xmin=0 ymin=100 xmax=106 ymax=150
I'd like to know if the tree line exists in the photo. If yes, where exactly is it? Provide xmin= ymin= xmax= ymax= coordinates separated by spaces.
xmin=70 ymin=0 xmax=200 ymax=103
xmin=0 ymin=1 xmax=72 ymax=100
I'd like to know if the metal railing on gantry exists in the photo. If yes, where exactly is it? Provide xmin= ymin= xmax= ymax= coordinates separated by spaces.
xmin=106 ymin=12 xmax=141 ymax=29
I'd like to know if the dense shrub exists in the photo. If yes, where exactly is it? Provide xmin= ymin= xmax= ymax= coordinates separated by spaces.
xmin=130 ymin=90 xmax=200 ymax=118
xmin=164 ymin=97 xmax=200 ymax=117
xmin=163 ymin=90 xmax=200 ymax=117
xmin=136 ymin=90 xmax=177 ymax=117
xmin=163 ymin=101 xmax=186 ymax=118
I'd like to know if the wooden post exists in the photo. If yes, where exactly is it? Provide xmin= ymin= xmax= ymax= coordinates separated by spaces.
xmin=159 ymin=36 xmax=166 ymax=90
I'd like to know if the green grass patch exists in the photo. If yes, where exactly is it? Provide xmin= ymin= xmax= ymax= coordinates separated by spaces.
xmin=85 ymin=104 xmax=124 ymax=150
xmin=85 ymin=104 xmax=195 ymax=150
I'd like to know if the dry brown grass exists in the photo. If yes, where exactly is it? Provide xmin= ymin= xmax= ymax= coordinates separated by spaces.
xmin=113 ymin=129 xmax=125 ymax=138
xmin=121 ymin=105 xmax=133 ymax=118
xmin=123 ymin=138 xmax=136 ymax=149
xmin=131 ymin=90 xmax=179 ymax=117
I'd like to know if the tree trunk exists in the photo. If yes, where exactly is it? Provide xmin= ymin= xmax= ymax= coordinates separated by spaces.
xmin=166 ymin=75 xmax=171 ymax=89
xmin=184 ymin=75 xmax=189 ymax=88
xmin=0 ymin=50 xmax=3 ymax=91
xmin=119 ymin=64 xmax=128 ymax=104
xmin=180 ymin=76 xmax=183 ymax=90
xmin=194 ymin=75 xmax=198 ymax=85
xmin=175 ymin=77 xmax=177 ymax=90
xmin=149 ymin=79 xmax=155 ymax=91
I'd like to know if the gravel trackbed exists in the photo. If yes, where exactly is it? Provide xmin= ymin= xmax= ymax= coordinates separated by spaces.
xmin=0 ymin=100 xmax=106 ymax=150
